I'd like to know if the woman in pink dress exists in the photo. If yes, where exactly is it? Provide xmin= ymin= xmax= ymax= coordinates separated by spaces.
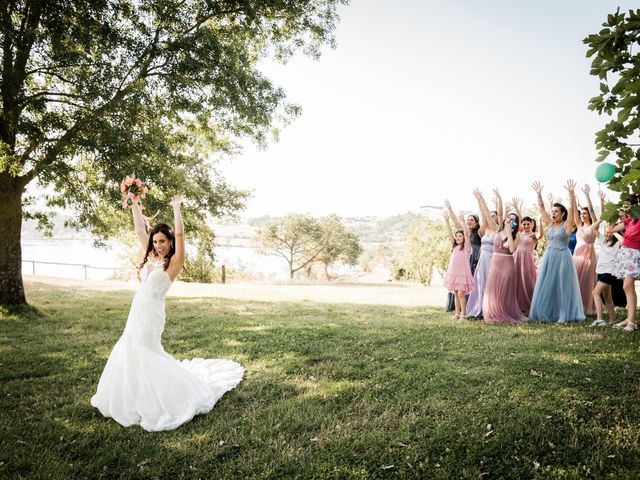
xmin=473 ymin=189 xmax=527 ymax=325
xmin=443 ymin=212 xmax=474 ymax=320
xmin=573 ymin=184 xmax=599 ymax=316
xmin=513 ymin=216 xmax=540 ymax=313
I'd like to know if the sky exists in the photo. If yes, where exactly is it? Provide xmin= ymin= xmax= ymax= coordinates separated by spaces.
xmin=220 ymin=0 xmax=639 ymax=218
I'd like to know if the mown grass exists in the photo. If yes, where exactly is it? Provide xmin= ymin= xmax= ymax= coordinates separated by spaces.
xmin=1 ymin=282 xmax=639 ymax=479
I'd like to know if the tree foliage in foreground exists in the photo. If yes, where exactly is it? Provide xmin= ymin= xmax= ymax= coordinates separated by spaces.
xmin=254 ymin=214 xmax=362 ymax=280
xmin=585 ymin=8 xmax=640 ymax=221
xmin=0 ymin=0 xmax=347 ymax=304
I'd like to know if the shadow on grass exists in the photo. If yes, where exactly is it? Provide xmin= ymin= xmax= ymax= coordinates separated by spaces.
xmin=1 ymin=284 xmax=639 ymax=479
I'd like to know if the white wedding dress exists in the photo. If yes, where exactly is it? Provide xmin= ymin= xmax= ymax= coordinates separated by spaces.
xmin=91 ymin=264 xmax=244 ymax=431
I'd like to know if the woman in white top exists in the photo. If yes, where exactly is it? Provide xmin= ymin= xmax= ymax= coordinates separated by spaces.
xmin=591 ymin=192 xmax=622 ymax=326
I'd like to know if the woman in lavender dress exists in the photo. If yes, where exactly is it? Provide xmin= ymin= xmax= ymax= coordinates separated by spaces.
xmin=466 ymin=192 xmax=502 ymax=318
xmin=473 ymin=189 xmax=527 ymax=324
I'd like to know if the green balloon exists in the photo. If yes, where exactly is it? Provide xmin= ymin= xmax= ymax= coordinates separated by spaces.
xmin=595 ymin=163 xmax=615 ymax=183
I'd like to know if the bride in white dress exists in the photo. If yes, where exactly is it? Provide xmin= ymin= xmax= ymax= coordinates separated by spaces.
xmin=91 ymin=195 xmax=244 ymax=431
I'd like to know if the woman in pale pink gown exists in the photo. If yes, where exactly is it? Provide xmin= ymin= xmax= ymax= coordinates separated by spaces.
xmin=473 ymin=189 xmax=527 ymax=325
xmin=573 ymin=184 xmax=599 ymax=316
xmin=513 ymin=216 xmax=540 ymax=313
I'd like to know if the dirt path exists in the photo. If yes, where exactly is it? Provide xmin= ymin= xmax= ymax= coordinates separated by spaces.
xmin=24 ymin=276 xmax=447 ymax=307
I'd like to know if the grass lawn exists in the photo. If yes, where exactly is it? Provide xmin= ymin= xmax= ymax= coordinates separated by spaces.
xmin=1 ymin=282 xmax=639 ymax=479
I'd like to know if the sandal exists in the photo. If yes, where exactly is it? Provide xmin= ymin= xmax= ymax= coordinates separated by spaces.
xmin=451 ymin=313 xmax=460 ymax=320
xmin=623 ymin=322 xmax=637 ymax=332
xmin=459 ymin=315 xmax=467 ymax=321
xmin=613 ymin=321 xmax=628 ymax=329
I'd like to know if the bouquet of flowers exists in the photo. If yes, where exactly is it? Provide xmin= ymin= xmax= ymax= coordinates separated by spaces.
xmin=120 ymin=176 xmax=148 ymax=208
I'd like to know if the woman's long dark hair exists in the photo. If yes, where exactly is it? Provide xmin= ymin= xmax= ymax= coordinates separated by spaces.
xmin=553 ymin=202 xmax=568 ymax=221
xmin=140 ymin=223 xmax=176 ymax=271
xmin=452 ymin=229 xmax=465 ymax=251
xmin=522 ymin=216 xmax=537 ymax=233
xmin=505 ymin=214 xmax=519 ymax=242
xmin=467 ymin=214 xmax=480 ymax=236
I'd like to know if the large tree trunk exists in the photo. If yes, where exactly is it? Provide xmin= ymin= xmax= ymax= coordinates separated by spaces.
xmin=0 ymin=173 xmax=26 ymax=305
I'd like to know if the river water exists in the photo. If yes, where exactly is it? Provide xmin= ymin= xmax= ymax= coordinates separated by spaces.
xmin=20 ymin=239 xmax=289 ymax=280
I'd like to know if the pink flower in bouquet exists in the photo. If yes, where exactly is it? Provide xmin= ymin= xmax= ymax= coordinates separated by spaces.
xmin=120 ymin=176 xmax=148 ymax=208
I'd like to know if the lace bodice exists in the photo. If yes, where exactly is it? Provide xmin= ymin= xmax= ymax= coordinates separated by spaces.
xmin=546 ymin=222 xmax=571 ymax=251
xmin=576 ymin=225 xmax=597 ymax=246
xmin=139 ymin=264 xmax=173 ymax=301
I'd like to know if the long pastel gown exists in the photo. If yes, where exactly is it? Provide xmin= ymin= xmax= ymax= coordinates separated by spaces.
xmin=91 ymin=264 xmax=244 ymax=431
xmin=466 ymin=234 xmax=495 ymax=317
xmin=513 ymin=232 xmax=538 ymax=312
xmin=482 ymin=234 xmax=527 ymax=324
xmin=529 ymin=223 xmax=586 ymax=323
xmin=573 ymin=226 xmax=597 ymax=316
xmin=446 ymin=232 xmax=481 ymax=310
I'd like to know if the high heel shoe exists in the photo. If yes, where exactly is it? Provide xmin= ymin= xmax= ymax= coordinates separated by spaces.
xmin=623 ymin=322 xmax=637 ymax=332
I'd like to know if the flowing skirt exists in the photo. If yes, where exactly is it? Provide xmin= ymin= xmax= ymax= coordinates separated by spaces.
xmin=467 ymin=250 xmax=493 ymax=317
xmin=573 ymin=243 xmax=597 ymax=315
xmin=446 ymin=243 xmax=480 ymax=310
xmin=483 ymin=254 xmax=527 ymax=324
xmin=91 ymin=293 xmax=244 ymax=431
xmin=529 ymin=248 xmax=585 ymax=323
xmin=513 ymin=247 xmax=537 ymax=312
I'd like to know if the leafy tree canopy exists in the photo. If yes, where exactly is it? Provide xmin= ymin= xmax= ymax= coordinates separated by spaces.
xmin=0 ymin=0 xmax=347 ymax=304
xmin=584 ymin=8 xmax=640 ymax=221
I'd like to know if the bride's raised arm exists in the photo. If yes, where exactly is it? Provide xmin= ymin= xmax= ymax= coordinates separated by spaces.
xmin=132 ymin=200 xmax=149 ymax=251
xmin=167 ymin=196 xmax=185 ymax=281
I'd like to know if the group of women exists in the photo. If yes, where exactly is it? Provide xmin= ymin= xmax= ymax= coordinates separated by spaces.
xmin=442 ymin=180 xmax=640 ymax=332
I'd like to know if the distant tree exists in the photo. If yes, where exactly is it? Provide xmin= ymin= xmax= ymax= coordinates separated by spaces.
xmin=395 ymin=218 xmax=449 ymax=285
xmin=254 ymin=213 xmax=362 ymax=280
xmin=584 ymin=8 xmax=640 ymax=221
xmin=0 ymin=0 xmax=347 ymax=305
xmin=315 ymin=214 xmax=363 ymax=279
xmin=254 ymin=214 xmax=324 ymax=280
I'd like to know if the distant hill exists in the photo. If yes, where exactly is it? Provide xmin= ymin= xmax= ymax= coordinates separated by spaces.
xmin=22 ymin=210 xmax=443 ymax=245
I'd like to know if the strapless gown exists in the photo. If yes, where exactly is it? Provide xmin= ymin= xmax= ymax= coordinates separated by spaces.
xmin=91 ymin=265 xmax=244 ymax=431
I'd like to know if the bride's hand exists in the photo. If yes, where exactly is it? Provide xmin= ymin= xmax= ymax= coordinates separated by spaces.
xmin=169 ymin=195 xmax=184 ymax=208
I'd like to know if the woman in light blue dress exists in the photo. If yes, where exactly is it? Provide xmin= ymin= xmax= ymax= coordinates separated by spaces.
xmin=529 ymin=180 xmax=585 ymax=323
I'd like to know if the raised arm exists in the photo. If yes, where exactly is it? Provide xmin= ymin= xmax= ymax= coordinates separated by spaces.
xmin=572 ymin=196 xmax=582 ymax=228
xmin=493 ymin=189 xmax=504 ymax=228
xmin=546 ymin=192 xmax=555 ymax=215
xmin=166 ymin=196 xmax=185 ymax=281
xmin=564 ymin=180 xmax=577 ymax=235
xmin=536 ymin=217 xmax=544 ymax=241
xmin=443 ymin=211 xmax=455 ymax=243
xmin=131 ymin=200 xmax=149 ymax=250
xmin=582 ymin=184 xmax=597 ymax=223
xmin=532 ymin=181 xmax=552 ymax=226
xmin=459 ymin=212 xmax=471 ymax=251
xmin=444 ymin=199 xmax=463 ymax=230
xmin=473 ymin=189 xmax=499 ymax=233
xmin=591 ymin=190 xmax=606 ymax=234
xmin=607 ymin=221 xmax=626 ymax=234
xmin=510 ymin=197 xmax=524 ymax=219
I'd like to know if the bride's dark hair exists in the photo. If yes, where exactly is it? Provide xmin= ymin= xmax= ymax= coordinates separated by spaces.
xmin=140 ymin=223 xmax=176 ymax=270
